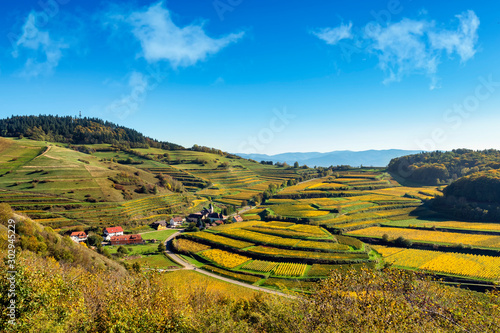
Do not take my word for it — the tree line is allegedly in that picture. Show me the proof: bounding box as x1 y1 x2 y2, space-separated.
388 149 500 185
0 115 183 149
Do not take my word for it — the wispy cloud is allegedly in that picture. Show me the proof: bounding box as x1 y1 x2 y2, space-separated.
102 1 244 118
428 10 479 62
12 12 68 78
312 22 353 45
365 19 439 87
314 11 480 89
106 71 149 119
126 1 245 67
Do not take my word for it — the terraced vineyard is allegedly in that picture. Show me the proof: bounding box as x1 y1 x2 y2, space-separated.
373 245 500 281
347 226 500 249
174 219 375 289
142 166 208 191
0 190 190 230
4 136 500 288
0 137 308 230
236 171 500 285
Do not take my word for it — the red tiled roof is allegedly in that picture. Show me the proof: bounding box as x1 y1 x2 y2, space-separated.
233 215 243 222
171 217 184 222
104 226 124 234
214 220 224 225
110 234 143 242
70 231 86 237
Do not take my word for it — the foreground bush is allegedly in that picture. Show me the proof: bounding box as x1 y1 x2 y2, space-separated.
1 250 499 333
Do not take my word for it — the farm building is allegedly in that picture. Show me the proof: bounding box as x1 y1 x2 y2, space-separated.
151 220 168 230
170 216 185 227
187 205 217 223
103 226 124 241
187 213 204 223
208 212 225 222
110 234 144 245
232 215 243 223
70 231 87 242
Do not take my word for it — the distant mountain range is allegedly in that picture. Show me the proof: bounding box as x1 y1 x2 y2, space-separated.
236 149 423 168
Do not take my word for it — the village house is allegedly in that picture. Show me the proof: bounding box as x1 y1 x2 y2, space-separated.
214 220 224 226
110 234 144 246
232 215 243 223
70 231 87 243
187 204 220 224
169 216 185 227
103 226 124 241
186 212 204 223
208 212 225 222
151 220 168 230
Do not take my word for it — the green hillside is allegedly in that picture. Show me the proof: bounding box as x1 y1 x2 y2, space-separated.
0 134 314 231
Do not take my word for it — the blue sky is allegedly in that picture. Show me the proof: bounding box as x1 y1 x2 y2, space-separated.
1 0 500 154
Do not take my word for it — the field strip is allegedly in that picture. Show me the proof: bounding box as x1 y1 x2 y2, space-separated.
22 165 80 168
164 232 296 298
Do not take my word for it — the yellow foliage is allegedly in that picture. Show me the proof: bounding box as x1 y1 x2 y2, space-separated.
348 227 500 249
374 245 500 280
200 249 250 268
175 238 210 253
272 263 307 277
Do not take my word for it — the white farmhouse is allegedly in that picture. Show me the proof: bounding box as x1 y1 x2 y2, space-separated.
103 226 124 241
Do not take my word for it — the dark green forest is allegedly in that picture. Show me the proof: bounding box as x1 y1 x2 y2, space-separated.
429 170 500 222
0 115 183 149
444 170 500 203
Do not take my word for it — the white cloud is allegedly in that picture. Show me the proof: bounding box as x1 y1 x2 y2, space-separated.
428 10 479 62
127 1 244 67
313 22 353 45
12 12 67 78
314 11 480 89
212 77 225 85
364 18 439 87
106 71 150 119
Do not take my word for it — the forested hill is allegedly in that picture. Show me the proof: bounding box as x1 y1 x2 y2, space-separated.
0 115 183 149
443 170 500 203
430 170 500 222
387 149 500 185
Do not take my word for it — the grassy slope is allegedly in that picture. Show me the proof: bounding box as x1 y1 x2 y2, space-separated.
0 138 198 230
0 137 309 230
0 137 167 202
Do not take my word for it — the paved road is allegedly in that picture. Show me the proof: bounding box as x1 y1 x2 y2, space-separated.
164 231 295 298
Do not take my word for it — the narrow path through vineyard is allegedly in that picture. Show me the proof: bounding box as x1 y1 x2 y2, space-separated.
164 231 296 298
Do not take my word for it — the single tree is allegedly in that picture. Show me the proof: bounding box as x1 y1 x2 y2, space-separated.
157 242 166 252
117 245 129 255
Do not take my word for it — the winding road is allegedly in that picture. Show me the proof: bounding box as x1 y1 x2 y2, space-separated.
164 231 295 298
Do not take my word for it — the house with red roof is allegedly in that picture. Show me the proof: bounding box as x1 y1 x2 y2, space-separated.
70 231 87 243
169 216 185 227
110 234 144 245
232 215 243 223
103 226 124 241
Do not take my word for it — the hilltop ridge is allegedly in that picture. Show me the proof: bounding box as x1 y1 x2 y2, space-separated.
237 149 422 168
0 115 183 150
